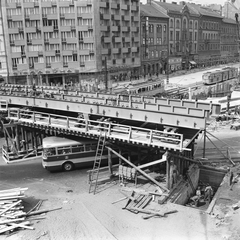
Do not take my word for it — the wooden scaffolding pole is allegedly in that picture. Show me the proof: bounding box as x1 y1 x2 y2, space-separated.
106 146 169 193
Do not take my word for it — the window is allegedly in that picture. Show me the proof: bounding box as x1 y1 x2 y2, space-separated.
189 20 193 29
170 19 173 28
176 20 180 29
170 31 173 41
0 62 2 69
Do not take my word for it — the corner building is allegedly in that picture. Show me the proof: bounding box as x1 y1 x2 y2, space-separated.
1 0 140 89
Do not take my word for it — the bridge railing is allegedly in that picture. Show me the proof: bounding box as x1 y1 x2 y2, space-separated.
8 108 185 151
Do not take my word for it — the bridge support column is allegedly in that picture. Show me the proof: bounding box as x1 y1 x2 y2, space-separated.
62 75 66 87
26 75 30 85
108 149 113 177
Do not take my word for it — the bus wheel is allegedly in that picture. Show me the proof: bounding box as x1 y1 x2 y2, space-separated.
63 162 74 171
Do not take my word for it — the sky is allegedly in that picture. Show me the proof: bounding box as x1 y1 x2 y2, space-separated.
140 0 228 6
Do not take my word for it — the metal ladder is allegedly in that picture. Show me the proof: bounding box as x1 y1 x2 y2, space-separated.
89 131 106 194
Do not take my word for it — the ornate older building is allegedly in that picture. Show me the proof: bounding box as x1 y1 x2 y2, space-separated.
152 1 199 72
140 2 169 76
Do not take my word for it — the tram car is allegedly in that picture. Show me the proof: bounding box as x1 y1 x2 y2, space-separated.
202 67 238 85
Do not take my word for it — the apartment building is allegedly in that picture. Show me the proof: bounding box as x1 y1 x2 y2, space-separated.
1 0 140 89
0 9 8 82
220 18 239 63
189 3 223 67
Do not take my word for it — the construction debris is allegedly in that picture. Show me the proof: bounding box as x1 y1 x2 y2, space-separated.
0 188 62 235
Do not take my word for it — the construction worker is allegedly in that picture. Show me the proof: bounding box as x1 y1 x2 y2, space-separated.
190 186 202 207
204 184 213 202
170 160 178 188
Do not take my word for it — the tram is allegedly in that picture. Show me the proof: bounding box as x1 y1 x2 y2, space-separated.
202 67 238 85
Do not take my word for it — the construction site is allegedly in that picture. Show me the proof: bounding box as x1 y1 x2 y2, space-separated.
0 83 239 240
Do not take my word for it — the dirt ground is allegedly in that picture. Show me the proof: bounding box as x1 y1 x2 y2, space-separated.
1 121 240 240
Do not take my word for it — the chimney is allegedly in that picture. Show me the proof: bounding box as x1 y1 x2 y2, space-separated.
172 1 177 4
179 1 186 5
147 0 152 4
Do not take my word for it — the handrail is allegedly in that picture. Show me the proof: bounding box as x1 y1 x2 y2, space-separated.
7 108 189 151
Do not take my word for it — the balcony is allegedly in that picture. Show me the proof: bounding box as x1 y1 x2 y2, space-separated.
42 14 47 19
122 4 128 10
60 13 65 19
18 27 24 33
63 62 68 67
38 51 43 56
44 39 49 44
89 49 94 54
46 63 51 68
80 62 85 67
111 3 118 9
79 38 84 43
131 5 137 11
62 38 66 43
27 39 32 45
12 15 22 21
55 50 60 55
101 25 110 31
122 26 129 32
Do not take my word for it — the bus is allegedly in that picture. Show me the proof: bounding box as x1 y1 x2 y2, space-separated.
42 136 114 172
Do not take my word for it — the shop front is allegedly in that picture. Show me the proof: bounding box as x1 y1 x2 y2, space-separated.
168 57 182 73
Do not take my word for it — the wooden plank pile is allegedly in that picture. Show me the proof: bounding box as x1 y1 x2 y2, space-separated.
116 187 177 220
0 188 62 235
0 187 33 234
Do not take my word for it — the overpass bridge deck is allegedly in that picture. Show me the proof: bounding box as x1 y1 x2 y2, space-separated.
8 108 194 152
0 90 220 129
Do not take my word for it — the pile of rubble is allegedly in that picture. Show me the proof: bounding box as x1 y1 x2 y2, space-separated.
0 188 61 235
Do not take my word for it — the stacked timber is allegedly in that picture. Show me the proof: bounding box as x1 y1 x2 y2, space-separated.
0 187 62 235
0 187 33 234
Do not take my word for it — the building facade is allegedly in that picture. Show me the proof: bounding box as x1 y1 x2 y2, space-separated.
221 18 239 63
99 0 140 84
1 0 140 89
0 9 8 82
189 4 223 67
152 1 199 71
140 3 169 76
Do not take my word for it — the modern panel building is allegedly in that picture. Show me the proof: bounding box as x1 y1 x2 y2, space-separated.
0 9 8 82
0 0 140 90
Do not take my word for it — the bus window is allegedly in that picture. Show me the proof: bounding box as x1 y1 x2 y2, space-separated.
85 144 92 151
72 145 84 153
44 148 56 156
57 147 71 155
91 144 97 151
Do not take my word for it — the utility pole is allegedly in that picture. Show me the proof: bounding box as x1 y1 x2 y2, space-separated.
166 46 169 84
104 56 108 92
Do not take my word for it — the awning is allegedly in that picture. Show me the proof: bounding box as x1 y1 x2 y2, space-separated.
189 61 197 65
